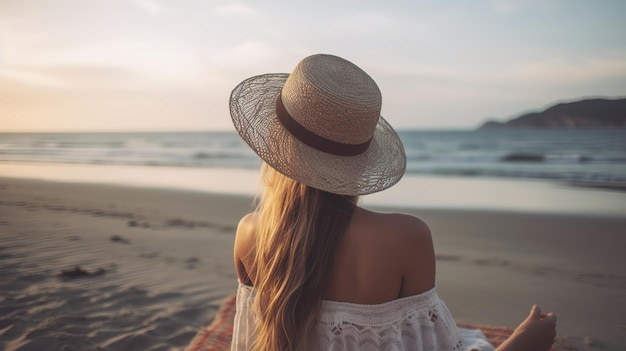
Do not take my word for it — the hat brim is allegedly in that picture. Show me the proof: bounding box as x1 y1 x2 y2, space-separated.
230 73 406 195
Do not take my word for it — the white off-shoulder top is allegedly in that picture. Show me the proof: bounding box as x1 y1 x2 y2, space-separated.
231 282 494 351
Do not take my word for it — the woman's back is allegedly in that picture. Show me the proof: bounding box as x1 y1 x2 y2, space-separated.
235 207 435 305
233 207 476 351
324 207 435 304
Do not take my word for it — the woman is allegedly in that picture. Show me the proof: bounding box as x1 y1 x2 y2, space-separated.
229 54 556 351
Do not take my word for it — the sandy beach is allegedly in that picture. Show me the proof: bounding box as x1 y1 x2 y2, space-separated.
1 176 625 351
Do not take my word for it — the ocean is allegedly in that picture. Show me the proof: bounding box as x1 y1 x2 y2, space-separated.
1 129 625 187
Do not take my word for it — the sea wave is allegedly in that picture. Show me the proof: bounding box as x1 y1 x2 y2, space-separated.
1 130 625 186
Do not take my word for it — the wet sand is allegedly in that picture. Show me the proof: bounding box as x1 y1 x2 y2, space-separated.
0 177 624 350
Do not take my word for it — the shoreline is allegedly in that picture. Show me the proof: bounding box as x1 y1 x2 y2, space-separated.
1 162 625 217
1 177 625 350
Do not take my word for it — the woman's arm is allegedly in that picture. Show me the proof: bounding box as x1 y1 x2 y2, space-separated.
394 212 557 351
496 305 557 351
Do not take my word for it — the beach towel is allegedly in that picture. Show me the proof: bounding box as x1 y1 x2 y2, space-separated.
185 294 579 351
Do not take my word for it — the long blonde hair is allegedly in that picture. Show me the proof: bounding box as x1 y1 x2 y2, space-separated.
251 163 357 351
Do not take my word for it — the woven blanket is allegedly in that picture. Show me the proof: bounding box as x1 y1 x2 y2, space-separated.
185 294 578 351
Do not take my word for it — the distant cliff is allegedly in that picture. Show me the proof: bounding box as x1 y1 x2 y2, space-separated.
479 98 626 129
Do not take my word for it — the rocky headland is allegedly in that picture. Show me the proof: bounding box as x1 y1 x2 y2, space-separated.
479 98 626 129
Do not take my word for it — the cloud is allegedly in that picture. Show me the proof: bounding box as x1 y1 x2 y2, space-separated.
0 68 70 89
134 0 163 15
14 39 201 80
215 3 259 18
207 41 308 72
371 54 626 88
334 12 398 32
211 41 276 66
487 0 556 13
503 58 626 83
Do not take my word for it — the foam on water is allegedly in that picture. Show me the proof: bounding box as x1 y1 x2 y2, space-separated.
1 130 625 186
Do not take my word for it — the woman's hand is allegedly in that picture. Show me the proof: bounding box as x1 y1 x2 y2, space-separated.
496 305 557 351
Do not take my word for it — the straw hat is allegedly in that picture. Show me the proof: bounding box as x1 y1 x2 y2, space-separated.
229 54 406 195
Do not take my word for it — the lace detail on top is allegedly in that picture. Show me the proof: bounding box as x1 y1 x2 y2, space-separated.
231 282 494 351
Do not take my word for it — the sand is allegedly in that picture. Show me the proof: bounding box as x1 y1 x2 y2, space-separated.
1 177 625 351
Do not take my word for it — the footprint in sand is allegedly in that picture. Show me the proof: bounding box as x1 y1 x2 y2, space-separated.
110 235 131 244
139 252 160 259
576 272 626 289
185 257 200 269
435 254 462 262
473 258 510 267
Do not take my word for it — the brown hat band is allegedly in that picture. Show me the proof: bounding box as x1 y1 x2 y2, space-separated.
275 95 372 156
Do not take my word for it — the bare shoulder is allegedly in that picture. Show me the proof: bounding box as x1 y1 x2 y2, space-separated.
357 208 432 247
237 212 258 235
393 213 435 296
235 212 257 254
355 208 435 296
386 212 430 237
234 212 258 285
392 213 433 258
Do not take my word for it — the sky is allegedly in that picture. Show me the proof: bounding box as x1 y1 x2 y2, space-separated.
1 0 625 132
